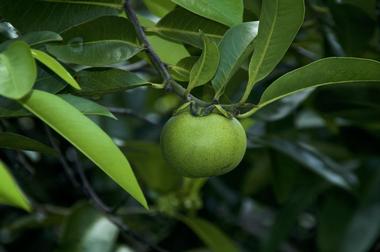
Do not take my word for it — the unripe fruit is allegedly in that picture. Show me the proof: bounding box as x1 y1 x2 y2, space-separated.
160 112 247 178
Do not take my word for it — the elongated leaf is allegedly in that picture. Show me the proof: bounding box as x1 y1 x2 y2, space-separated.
0 132 56 155
138 14 190 65
0 31 63 51
259 137 357 190
169 56 198 82
212 21 259 97
243 0 305 102
0 0 122 33
261 180 327 252
172 0 243 27
124 141 182 193
149 7 228 48
180 216 239 252
47 16 142 66
0 161 31 212
21 31 63 46
31 49 80 90
143 0 175 17
58 94 116 119
340 166 380 252
0 94 115 119
258 58 380 109
188 35 219 91
0 41 37 100
57 203 118 252
74 69 149 96
19 90 148 208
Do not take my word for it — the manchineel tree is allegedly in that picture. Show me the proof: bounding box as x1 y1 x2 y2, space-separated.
0 0 379 251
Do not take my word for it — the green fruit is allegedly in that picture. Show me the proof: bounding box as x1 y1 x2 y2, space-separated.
160 111 247 178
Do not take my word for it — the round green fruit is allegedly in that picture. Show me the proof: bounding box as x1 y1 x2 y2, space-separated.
160 111 247 178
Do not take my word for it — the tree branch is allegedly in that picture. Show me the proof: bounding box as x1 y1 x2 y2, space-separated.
123 0 209 107
72 150 168 252
45 126 81 188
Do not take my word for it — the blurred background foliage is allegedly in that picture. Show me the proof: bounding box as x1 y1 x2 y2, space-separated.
0 0 380 251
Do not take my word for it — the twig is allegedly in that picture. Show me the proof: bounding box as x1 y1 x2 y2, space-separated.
108 107 159 126
72 150 168 252
123 0 209 107
44 126 80 188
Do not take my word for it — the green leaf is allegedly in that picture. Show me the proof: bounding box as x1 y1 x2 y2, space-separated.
188 35 219 92
339 166 380 252
180 216 239 252
149 7 228 48
57 203 118 252
0 0 122 33
143 0 175 17
0 94 115 119
0 161 32 212
317 194 356 252
21 31 63 46
212 21 259 98
258 58 380 110
138 14 190 65
243 0 305 102
46 16 142 66
260 137 357 190
0 31 63 51
0 132 56 155
261 179 327 252
31 49 80 90
58 94 116 119
171 0 243 27
0 41 37 100
169 56 198 82
124 141 182 193
19 89 148 208
74 69 150 96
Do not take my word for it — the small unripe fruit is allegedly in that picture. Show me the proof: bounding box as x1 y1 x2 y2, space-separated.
160 112 247 178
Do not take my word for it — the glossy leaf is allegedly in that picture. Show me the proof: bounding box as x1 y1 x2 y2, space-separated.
21 31 63 46
188 35 219 91
0 132 56 155
74 69 150 96
243 0 305 102
0 94 115 119
180 216 239 252
0 0 122 33
0 161 32 212
31 49 80 90
19 90 148 208
169 56 198 82
172 0 243 27
47 16 142 66
340 166 380 252
261 180 327 252
124 141 182 193
0 41 37 100
259 137 357 190
57 203 118 252
150 7 228 48
143 0 175 17
212 21 259 98
138 15 190 65
258 58 380 109
58 94 116 119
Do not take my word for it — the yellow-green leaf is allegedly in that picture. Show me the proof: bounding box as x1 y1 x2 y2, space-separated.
0 41 37 100
31 49 80 90
19 90 148 209
0 161 32 212
188 35 219 92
